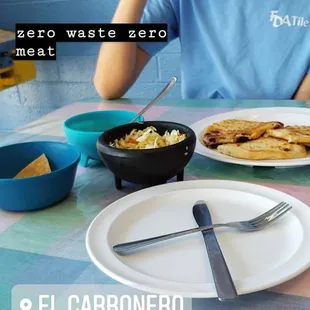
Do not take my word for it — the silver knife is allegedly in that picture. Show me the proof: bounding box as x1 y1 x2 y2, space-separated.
193 200 238 301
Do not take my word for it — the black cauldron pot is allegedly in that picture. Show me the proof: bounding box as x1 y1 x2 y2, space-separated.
96 121 196 189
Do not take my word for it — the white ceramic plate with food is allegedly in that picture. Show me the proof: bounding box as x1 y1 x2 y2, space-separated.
190 107 310 167
86 180 310 298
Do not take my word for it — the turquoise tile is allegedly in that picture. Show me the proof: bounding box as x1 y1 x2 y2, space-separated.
0 248 90 285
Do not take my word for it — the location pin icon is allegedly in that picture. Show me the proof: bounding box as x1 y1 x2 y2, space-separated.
20 298 32 310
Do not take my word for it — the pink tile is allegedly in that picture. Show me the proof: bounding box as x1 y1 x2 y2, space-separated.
0 210 24 232
269 268 310 297
45 102 99 118
255 182 310 206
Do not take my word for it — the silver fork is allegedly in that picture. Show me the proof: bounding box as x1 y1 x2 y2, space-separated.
113 202 292 255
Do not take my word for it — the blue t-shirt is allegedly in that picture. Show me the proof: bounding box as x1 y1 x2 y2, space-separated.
138 0 310 99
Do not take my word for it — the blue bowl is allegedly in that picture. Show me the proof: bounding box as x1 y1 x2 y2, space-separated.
0 141 80 212
63 110 144 167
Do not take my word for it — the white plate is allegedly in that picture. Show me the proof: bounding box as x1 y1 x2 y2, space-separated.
86 180 310 298
190 107 310 167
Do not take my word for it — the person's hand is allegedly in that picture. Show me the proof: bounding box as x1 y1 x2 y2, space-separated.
94 0 150 99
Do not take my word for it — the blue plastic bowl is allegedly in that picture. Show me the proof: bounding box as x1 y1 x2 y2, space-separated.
63 110 144 167
0 141 80 212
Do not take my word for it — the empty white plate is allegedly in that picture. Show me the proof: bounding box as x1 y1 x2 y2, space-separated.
86 180 310 298
190 107 310 168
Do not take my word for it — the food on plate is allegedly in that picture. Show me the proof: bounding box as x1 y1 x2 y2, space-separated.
14 154 51 179
201 118 310 161
264 126 310 144
110 126 187 149
203 119 283 147
217 137 307 160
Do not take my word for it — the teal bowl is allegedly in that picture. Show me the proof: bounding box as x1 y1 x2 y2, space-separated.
0 141 80 212
63 110 144 167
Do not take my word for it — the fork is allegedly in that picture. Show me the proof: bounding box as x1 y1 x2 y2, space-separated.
113 201 292 255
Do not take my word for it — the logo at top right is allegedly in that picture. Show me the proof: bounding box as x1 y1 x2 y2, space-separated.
270 10 309 28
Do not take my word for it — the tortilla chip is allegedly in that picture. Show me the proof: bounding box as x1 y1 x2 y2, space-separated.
14 154 51 179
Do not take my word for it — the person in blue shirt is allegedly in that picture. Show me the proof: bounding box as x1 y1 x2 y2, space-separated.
94 0 310 100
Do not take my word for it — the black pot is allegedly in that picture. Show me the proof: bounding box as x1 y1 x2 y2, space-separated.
96 121 196 189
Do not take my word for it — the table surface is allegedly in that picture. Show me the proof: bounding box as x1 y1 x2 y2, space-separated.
1 98 310 310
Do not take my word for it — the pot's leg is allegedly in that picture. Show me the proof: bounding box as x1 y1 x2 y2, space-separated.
177 170 184 181
79 154 89 167
114 176 122 189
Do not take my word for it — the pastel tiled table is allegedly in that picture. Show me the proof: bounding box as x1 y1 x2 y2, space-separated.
1 98 310 310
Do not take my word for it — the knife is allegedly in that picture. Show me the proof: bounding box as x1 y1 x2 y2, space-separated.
193 200 238 301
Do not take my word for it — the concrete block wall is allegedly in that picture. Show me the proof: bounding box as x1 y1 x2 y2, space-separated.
0 0 181 130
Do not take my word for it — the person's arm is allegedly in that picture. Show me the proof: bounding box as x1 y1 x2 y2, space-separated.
293 73 310 100
93 0 150 100
94 0 178 100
